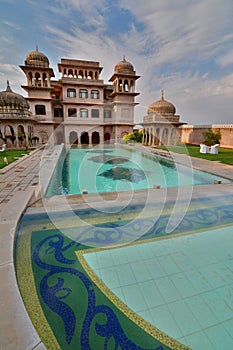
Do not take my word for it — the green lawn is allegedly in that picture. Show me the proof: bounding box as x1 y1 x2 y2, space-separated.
0 150 30 169
160 144 233 165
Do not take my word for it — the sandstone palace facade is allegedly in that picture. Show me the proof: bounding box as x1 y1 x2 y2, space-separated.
18 48 140 146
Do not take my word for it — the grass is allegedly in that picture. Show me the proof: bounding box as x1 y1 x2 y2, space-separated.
159 144 233 165
0 149 30 169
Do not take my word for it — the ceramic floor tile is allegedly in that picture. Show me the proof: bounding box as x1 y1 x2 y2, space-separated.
170 272 197 298
184 268 212 293
185 330 216 350
200 263 227 289
202 289 233 322
95 250 114 268
171 252 195 271
167 300 201 336
185 295 216 329
150 304 183 339
110 287 126 304
84 252 99 269
99 267 120 289
111 247 129 265
157 255 180 275
145 259 166 279
137 309 154 325
130 261 152 282
155 276 181 303
222 318 233 339
122 284 147 312
115 263 136 286
138 280 164 308
204 324 233 350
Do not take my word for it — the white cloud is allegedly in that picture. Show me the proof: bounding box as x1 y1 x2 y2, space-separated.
2 20 21 31
1 0 233 126
119 0 233 63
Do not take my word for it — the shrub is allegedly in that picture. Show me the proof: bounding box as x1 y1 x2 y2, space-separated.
203 129 221 146
123 130 142 143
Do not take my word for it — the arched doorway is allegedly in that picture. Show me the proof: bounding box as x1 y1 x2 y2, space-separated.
4 125 15 145
69 131 78 145
80 132 89 144
104 133 110 144
91 131 100 144
17 125 26 145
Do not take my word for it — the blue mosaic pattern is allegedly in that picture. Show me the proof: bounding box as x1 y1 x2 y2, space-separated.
32 233 165 349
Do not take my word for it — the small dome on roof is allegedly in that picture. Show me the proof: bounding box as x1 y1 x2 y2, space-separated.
114 56 134 74
148 91 176 115
25 46 49 67
0 81 29 109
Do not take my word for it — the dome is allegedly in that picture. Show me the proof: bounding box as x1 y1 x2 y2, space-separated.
114 56 134 74
0 81 30 109
25 46 49 67
148 91 176 115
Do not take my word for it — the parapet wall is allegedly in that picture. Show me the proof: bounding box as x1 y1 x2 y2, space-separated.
180 124 233 149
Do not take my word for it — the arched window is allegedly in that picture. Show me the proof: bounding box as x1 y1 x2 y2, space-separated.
68 69 73 77
35 72 41 86
92 131 100 144
78 70 83 79
67 88 76 98
119 79 123 92
88 71 93 79
42 73 47 87
35 105 46 115
79 89 88 98
124 80 129 92
80 109 88 118
80 132 89 144
91 90 99 99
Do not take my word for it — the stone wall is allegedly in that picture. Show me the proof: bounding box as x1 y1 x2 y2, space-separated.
180 124 233 149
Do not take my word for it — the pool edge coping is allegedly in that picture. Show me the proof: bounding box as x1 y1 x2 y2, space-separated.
0 186 47 350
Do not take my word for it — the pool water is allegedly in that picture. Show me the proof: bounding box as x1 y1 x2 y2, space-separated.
46 146 229 196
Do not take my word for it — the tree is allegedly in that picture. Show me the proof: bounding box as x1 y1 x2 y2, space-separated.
203 129 221 146
123 130 142 143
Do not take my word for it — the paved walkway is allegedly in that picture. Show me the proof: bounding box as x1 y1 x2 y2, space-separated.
0 148 44 212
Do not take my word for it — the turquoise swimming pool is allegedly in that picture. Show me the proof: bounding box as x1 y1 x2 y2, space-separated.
46 146 229 196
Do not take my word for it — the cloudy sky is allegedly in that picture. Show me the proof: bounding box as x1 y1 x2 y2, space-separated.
1 0 233 124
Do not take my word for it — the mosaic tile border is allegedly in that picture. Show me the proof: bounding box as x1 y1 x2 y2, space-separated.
15 227 61 350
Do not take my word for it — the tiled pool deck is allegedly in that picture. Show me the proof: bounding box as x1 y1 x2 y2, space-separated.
1 144 233 350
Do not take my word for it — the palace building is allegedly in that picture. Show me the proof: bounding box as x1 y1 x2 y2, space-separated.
13 47 139 146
